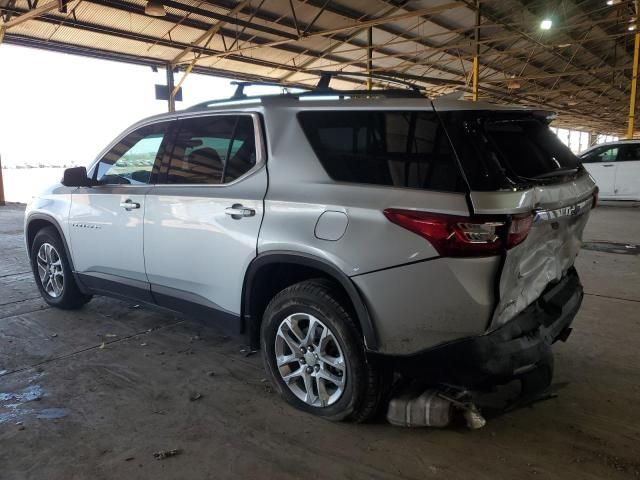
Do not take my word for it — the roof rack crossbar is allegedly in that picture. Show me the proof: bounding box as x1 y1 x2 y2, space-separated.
310 70 423 92
230 80 304 99
185 69 456 110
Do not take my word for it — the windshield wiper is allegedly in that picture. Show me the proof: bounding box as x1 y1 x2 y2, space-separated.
532 167 579 179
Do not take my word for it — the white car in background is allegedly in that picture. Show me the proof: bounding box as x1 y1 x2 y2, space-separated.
579 141 640 200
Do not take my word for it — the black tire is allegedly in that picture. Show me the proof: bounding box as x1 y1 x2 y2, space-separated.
30 226 92 309
261 279 387 422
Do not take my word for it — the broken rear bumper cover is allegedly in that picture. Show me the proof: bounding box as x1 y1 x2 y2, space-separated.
390 268 583 386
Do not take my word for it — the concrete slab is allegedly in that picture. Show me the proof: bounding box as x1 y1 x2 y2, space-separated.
1 204 639 479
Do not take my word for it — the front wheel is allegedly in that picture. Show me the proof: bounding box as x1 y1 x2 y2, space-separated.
30 226 92 309
261 279 387 422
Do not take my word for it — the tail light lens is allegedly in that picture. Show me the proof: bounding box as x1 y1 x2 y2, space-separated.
383 209 533 258
507 213 533 248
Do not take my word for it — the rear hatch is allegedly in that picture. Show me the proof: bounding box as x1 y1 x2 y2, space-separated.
437 108 596 329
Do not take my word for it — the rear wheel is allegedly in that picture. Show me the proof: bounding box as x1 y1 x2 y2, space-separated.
261 279 387 422
30 227 92 309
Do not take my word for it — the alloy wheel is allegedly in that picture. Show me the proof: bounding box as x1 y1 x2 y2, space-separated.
274 313 346 407
36 242 64 298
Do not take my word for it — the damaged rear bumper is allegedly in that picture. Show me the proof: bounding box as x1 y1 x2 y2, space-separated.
390 268 583 386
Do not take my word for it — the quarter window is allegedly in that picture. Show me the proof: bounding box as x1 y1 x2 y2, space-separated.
298 111 465 192
95 122 168 185
166 115 257 185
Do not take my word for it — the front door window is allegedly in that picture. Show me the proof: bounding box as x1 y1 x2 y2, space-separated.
94 122 170 185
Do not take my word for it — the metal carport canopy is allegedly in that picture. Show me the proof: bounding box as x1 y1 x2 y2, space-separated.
1 0 639 135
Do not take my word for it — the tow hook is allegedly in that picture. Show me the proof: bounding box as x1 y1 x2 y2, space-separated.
387 386 486 430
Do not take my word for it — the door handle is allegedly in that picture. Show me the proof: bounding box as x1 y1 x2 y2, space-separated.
225 204 255 219
602 164 615 167
120 199 141 210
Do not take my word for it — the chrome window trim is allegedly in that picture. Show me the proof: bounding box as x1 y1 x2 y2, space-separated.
153 112 266 189
87 111 266 189
87 117 176 182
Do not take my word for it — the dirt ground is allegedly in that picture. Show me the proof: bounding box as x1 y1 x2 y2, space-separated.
1 202 639 480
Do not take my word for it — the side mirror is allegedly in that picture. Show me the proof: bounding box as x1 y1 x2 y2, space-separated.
62 166 92 187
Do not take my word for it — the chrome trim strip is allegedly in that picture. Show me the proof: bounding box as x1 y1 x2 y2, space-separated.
533 197 592 223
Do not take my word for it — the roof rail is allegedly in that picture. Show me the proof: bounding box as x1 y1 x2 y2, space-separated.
187 88 425 110
185 69 445 110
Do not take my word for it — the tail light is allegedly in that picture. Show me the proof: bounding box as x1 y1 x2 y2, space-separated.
507 213 533 248
383 209 533 258
592 188 599 209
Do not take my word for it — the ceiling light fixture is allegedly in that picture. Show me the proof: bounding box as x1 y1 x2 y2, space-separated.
540 19 553 30
145 0 166 17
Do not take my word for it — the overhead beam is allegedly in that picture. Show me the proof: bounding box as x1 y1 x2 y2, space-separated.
184 2 465 65
2 33 313 87
0 0 75 42
0 4 373 79
2 0 65 28
170 0 251 65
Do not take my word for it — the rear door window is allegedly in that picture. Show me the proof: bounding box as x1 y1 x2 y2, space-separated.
298 111 466 192
164 115 257 185
616 144 640 162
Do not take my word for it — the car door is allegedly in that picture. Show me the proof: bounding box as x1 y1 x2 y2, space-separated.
614 144 640 200
144 113 267 332
580 145 618 198
68 120 173 301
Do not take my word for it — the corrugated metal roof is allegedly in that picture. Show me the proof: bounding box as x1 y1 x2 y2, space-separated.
1 0 638 133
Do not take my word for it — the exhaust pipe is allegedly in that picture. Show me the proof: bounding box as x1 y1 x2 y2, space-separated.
387 388 486 429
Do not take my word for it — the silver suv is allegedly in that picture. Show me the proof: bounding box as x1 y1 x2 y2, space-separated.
25 85 596 422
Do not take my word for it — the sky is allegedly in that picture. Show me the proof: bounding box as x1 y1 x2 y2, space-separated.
0 44 271 167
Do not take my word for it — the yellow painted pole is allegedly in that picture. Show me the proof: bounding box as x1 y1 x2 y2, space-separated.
472 56 479 101
627 31 640 139
472 0 480 101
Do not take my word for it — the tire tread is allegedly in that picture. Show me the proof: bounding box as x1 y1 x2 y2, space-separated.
263 278 386 423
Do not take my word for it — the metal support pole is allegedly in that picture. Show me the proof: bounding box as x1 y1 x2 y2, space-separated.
472 0 480 101
627 31 640 139
367 27 373 91
167 65 176 113
0 154 5 206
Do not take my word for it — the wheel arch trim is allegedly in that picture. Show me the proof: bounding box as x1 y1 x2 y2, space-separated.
26 213 93 295
242 250 378 351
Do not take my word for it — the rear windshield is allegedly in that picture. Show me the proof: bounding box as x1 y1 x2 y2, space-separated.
298 110 466 192
439 111 581 191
